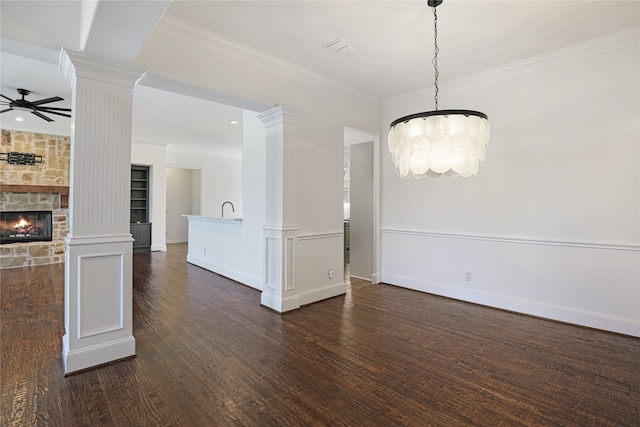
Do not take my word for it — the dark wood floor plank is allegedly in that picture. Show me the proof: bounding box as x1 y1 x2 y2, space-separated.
2 243 639 426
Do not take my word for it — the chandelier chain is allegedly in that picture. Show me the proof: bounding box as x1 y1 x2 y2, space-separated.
432 5 439 111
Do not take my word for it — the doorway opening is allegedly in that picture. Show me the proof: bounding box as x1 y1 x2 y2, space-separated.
166 167 201 244
344 127 379 284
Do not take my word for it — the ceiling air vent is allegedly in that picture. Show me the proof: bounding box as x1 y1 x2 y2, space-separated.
323 38 354 55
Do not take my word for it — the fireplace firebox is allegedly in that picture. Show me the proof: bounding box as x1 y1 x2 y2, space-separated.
0 211 53 244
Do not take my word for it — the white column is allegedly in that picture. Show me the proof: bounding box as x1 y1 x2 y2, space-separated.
258 106 303 312
58 49 145 375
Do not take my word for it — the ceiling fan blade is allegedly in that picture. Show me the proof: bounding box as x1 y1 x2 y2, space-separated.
39 110 71 118
31 96 64 106
31 110 54 122
1 93 15 102
1 108 14 114
36 106 72 112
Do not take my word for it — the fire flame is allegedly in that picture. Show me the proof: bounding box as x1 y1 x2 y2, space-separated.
12 218 33 233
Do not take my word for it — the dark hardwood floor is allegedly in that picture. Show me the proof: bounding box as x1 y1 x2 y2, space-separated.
2 243 639 426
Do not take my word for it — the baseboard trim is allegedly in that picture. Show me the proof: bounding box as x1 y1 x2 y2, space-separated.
349 274 372 282
62 335 136 375
298 282 346 307
382 273 640 338
260 291 300 313
187 254 262 291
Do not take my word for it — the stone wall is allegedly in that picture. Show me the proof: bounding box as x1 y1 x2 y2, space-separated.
1 129 70 268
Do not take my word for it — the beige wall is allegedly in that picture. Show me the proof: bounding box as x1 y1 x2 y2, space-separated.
0 129 70 268
1 129 70 186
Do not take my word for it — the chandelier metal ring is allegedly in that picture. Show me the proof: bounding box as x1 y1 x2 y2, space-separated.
390 110 488 128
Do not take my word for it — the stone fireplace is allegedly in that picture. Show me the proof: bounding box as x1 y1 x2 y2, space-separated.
0 129 70 268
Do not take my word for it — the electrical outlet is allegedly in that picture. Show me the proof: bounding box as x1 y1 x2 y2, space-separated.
204 249 207 255
399 216 404 224
465 272 472 281
328 269 333 279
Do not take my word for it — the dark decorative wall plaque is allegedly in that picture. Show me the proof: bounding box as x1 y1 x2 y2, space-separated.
0 151 43 165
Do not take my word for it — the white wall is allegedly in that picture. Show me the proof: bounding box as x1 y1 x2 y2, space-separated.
131 142 167 251
136 20 381 305
191 169 201 215
380 29 640 336
186 110 266 289
166 146 242 218
166 167 193 243
133 138 238 251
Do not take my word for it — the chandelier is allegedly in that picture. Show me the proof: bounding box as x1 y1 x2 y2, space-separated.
388 0 490 179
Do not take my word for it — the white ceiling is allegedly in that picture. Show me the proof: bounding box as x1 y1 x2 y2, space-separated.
1 1 638 153
0 45 246 157
163 0 640 99
0 51 73 137
132 85 244 158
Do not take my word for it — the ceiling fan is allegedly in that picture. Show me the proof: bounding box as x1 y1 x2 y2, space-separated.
0 88 71 122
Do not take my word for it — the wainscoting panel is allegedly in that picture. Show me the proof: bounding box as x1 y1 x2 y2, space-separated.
265 236 280 291
78 253 124 338
381 229 640 337
296 232 346 306
285 236 295 291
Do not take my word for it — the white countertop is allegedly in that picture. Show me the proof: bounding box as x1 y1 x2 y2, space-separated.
182 215 242 224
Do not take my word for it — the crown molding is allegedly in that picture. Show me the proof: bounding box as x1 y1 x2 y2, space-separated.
59 49 147 89
383 26 640 112
258 105 304 128
156 15 377 103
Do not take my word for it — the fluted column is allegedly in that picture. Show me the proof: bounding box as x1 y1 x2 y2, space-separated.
258 106 303 312
58 49 145 375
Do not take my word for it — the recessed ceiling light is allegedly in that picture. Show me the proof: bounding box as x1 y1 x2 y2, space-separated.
229 120 238 125
15 117 24 122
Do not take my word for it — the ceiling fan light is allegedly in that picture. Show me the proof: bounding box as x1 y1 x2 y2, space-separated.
1 88 71 123
12 105 32 112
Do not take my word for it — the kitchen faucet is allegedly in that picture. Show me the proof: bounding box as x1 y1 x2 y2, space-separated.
221 201 235 218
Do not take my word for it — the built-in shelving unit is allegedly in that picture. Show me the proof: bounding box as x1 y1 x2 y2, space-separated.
130 165 151 251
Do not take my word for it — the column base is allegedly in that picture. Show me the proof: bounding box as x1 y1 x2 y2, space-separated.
62 335 135 375
260 290 300 313
62 234 134 375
